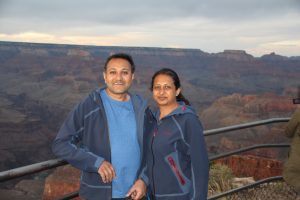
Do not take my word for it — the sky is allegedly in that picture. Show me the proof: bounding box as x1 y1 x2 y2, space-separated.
0 0 299 57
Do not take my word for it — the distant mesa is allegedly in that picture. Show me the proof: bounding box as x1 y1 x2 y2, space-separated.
214 49 254 62
260 52 289 61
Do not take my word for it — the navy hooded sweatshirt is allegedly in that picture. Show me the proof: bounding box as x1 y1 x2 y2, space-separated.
146 104 209 200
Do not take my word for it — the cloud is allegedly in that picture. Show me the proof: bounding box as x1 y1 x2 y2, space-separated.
0 32 57 43
257 40 300 56
0 0 299 56
0 31 152 47
1 0 299 28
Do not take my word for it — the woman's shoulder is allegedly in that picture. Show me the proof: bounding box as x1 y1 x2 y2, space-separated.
175 109 202 127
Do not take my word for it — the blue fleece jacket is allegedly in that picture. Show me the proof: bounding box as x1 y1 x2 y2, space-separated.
52 88 152 200
146 104 209 200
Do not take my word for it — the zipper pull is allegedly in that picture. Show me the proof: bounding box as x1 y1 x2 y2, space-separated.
153 128 158 137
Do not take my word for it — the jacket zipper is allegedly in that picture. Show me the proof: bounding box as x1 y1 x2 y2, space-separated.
150 128 157 200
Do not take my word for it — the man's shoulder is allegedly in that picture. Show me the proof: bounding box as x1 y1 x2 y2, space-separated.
75 89 100 109
130 93 147 104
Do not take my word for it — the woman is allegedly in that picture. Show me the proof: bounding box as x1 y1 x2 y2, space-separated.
146 68 209 200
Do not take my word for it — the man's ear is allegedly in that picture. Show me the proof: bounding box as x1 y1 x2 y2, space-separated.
103 72 107 84
132 73 135 81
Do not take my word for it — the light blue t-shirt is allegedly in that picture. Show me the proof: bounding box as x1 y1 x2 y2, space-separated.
100 90 140 198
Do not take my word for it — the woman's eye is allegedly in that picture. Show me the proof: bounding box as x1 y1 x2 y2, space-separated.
165 86 172 90
153 86 161 91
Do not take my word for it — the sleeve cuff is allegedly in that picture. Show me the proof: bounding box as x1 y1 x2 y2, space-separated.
139 167 149 186
94 157 105 171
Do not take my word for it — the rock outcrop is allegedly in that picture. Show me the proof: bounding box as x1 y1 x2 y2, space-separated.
202 93 296 159
215 50 255 62
214 155 284 180
43 165 81 200
0 179 45 200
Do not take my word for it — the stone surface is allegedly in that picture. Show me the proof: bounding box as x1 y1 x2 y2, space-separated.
0 179 45 200
214 155 284 180
232 177 255 188
43 165 82 200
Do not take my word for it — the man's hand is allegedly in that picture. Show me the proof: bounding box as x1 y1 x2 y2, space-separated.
126 179 146 200
98 161 116 183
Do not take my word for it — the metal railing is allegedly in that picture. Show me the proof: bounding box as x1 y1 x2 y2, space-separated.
209 143 289 161
203 117 290 136
0 117 292 199
0 159 67 182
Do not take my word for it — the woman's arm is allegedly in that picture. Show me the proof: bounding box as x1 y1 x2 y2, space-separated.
185 115 209 200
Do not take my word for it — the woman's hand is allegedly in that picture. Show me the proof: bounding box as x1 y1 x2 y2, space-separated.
126 179 146 200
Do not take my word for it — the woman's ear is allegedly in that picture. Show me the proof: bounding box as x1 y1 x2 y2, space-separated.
176 88 181 97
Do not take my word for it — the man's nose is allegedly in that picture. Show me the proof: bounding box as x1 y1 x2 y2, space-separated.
116 72 123 80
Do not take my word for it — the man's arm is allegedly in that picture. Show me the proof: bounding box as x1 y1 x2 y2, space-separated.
98 160 116 183
285 108 300 138
52 102 105 173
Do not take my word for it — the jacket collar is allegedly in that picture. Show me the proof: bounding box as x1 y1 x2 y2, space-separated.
154 102 197 121
91 87 148 111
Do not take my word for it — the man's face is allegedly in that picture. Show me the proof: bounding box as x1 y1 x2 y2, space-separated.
103 58 134 98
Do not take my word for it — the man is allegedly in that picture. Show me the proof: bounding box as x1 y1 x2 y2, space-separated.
52 53 151 200
283 105 300 199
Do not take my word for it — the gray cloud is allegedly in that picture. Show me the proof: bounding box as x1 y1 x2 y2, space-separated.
0 0 299 56
1 0 299 27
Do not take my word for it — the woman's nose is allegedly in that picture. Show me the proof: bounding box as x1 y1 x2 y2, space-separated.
159 88 165 94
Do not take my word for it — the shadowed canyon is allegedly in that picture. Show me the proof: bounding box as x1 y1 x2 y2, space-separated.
0 41 300 198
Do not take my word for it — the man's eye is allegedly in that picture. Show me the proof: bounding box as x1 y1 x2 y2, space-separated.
109 71 116 75
122 71 129 75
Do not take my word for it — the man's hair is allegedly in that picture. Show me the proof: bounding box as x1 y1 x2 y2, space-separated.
104 53 135 73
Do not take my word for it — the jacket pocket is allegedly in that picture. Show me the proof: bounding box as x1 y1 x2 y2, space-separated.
164 151 191 194
81 171 109 188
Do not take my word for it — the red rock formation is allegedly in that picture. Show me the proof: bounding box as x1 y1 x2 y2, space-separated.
214 155 284 180
202 93 295 159
43 165 82 200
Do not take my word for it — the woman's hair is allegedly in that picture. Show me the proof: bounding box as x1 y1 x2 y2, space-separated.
150 68 190 106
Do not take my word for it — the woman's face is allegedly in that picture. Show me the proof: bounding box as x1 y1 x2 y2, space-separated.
152 74 180 107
